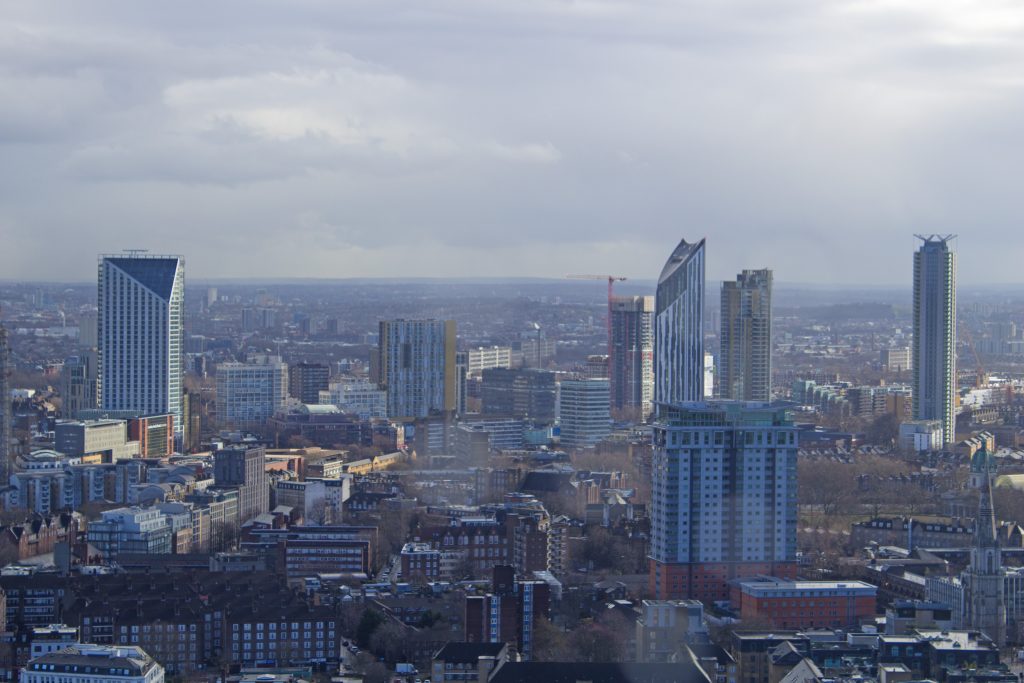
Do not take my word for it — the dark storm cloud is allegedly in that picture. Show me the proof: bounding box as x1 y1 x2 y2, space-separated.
2 0 1024 283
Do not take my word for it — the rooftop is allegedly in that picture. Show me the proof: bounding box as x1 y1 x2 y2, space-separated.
434 642 507 663
27 644 158 677
490 661 711 683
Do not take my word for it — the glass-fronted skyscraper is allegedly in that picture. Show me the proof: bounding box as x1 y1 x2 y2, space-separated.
98 255 184 441
655 239 705 406
912 236 956 444
719 269 773 402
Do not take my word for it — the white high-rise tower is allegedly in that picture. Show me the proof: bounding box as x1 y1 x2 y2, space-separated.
98 254 185 441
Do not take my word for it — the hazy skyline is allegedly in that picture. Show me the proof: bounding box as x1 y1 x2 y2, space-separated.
2 1 1023 285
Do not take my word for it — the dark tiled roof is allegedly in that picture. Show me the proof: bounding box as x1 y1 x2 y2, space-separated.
519 471 571 492
687 643 734 665
490 661 712 683
434 642 506 663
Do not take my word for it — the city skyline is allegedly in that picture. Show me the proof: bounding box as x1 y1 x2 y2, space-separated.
4 0 1024 676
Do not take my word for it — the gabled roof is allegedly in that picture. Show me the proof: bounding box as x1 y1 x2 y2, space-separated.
770 641 805 664
779 658 824 683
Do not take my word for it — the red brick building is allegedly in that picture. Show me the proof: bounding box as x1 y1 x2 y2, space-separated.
650 561 799 603
465 566 551 661
416 519 510 576
0 514 81 562
732 578 876 630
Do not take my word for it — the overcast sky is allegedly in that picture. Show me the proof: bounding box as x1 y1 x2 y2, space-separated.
1 1 1022 285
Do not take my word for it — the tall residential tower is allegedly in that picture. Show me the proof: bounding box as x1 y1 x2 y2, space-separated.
609 295 655 420
719 269 773 402
655 239 705 406
912 236 956 444
650 402 798 601
98 254 185 441
378 319 457 419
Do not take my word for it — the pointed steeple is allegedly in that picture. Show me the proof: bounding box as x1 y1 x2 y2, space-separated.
977 468 998 551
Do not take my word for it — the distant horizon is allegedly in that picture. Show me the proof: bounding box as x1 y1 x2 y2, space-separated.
3 274 1024 293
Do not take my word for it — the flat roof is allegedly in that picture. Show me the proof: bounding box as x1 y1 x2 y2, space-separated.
738 580 876 596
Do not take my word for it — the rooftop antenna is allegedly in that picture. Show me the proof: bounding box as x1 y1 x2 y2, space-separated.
913 234 957 244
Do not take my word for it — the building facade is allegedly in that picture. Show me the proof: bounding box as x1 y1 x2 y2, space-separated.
650 402 798 601
655 239 705 406
54 420 139 462
289 362 330 404
557 379 610 449
378 319 457 419
214 447 269 523
97 255 184 441
609 295 655 420
215 356 289 431
22 645 164 683
320 379 387 419
719 269 772 402
733 579 876 630
481 369 557 421
86 507 173 559
467 347 513 377
61 352 98 419
912 235 956 444
882 347 912 372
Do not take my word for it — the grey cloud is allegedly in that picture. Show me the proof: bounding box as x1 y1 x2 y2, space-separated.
2 0 1024 283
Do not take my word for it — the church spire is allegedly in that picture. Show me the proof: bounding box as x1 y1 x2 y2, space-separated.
976 444 998 551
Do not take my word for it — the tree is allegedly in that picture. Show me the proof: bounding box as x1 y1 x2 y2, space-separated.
531 617 571 662
865 413 900 446
583 527 637 573
361 663 389 683
993 486 1024 526
378 509 418 559
567 620 623 663
368 619 408 663
798 459 856 516
355 608 385 648
306 498 331 525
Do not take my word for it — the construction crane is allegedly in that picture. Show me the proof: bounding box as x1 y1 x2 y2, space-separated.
566 274 628 363
959 322 987 389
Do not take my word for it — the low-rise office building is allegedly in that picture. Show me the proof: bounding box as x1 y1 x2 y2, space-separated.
733 579 876 630
22 645 164 683
86 507 173 559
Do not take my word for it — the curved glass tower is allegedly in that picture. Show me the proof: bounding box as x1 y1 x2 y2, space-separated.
654 238 705 407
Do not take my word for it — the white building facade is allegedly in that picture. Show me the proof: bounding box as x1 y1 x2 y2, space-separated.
216 355 289 430
557 379 611 448
98 255 184 441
